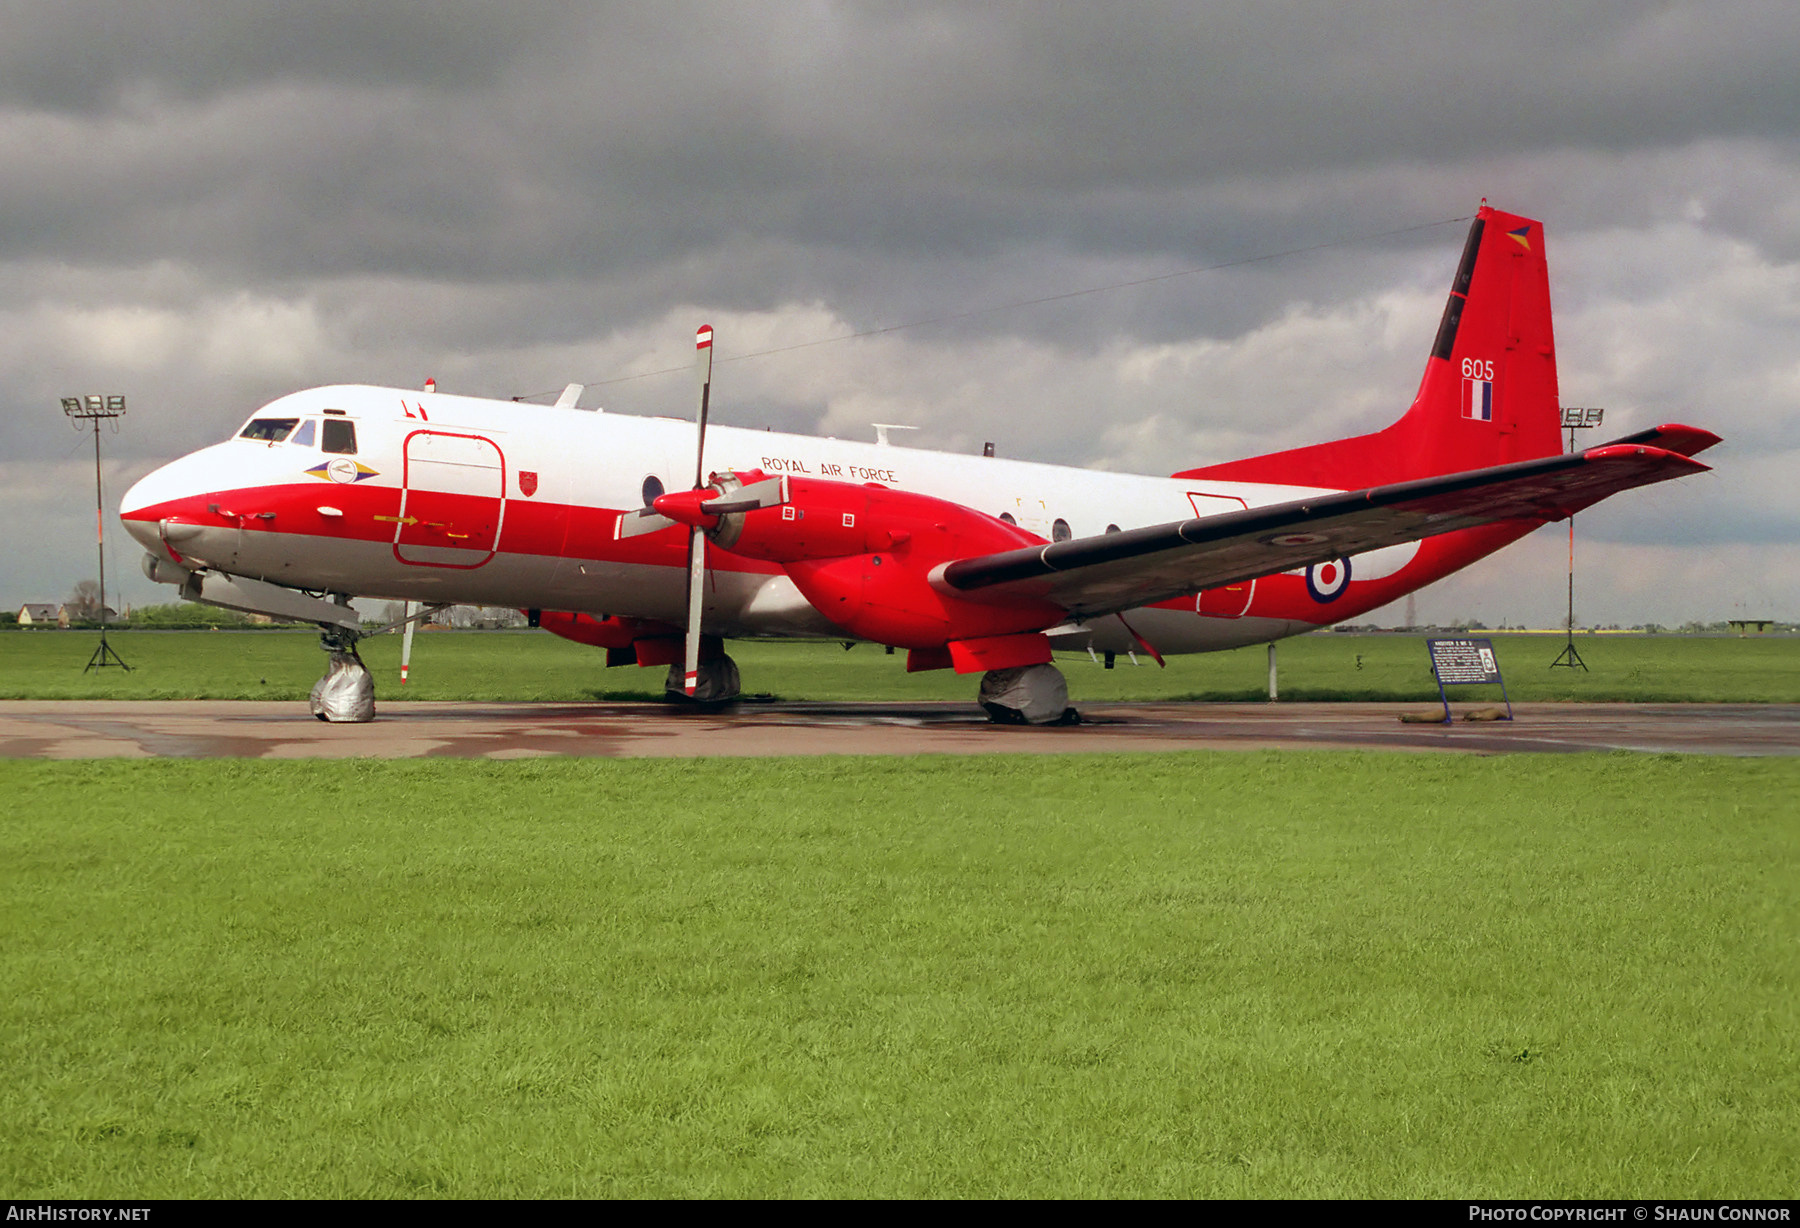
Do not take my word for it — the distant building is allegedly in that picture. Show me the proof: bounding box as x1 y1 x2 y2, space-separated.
48 604 116 624
17 604 63 627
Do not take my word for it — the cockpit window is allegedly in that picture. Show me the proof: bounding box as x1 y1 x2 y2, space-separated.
321 419 357 454
239 417 299 442
292 420 316 447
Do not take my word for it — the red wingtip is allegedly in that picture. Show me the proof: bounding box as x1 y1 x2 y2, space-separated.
1645 424 1723 457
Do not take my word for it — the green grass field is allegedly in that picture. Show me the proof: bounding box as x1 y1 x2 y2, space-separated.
3 754 1796 1198
3 628 1797 703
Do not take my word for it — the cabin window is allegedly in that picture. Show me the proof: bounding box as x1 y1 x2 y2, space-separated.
239 417 298 442
1052 518 1072 542
1105 523 1120 534
642 475 665 505
291 420 316 447
998 512 1017 525
321 419 357 454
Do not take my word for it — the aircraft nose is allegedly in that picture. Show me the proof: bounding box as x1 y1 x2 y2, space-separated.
120 450 220 557
120 469 168 552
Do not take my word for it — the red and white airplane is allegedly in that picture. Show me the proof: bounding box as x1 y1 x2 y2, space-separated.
121 204 1718 721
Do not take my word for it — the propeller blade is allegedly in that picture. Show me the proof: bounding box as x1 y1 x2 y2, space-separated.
614 507 678 539
683 526 705 695
693 324 713 489
700 473 788 515
683 323 714 697
399 600 418 682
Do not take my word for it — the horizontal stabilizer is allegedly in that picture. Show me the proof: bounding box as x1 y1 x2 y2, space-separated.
1597 423 1721 458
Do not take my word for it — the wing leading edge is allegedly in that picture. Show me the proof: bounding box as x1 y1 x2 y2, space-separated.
935 438 1714 618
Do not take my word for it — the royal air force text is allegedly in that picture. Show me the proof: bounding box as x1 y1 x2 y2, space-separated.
760 457 898 484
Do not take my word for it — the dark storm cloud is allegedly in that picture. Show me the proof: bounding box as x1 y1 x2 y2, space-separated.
0 1 578 111
6 2 1800 294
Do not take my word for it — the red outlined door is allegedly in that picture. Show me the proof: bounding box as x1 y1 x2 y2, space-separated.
1188 491 1254 618
395 430 506 568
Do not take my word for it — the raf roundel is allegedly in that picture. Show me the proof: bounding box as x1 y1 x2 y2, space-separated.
1305 557 1352 603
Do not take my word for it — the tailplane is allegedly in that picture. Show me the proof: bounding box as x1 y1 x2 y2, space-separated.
1176 203 1565 488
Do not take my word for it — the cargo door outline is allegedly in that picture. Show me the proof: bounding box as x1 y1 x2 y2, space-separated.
395 430 507 569
1188 491 1254 618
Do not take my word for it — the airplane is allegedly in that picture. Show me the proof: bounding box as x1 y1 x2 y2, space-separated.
119 204 1719 722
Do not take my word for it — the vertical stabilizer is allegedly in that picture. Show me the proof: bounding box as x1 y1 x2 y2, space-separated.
1175 204 1564 488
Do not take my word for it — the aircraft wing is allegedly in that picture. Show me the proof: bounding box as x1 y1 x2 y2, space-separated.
936 442 1712 618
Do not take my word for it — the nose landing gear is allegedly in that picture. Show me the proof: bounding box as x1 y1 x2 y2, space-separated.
311 624 375 722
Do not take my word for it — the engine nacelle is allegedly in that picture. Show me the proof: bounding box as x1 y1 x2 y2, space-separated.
697 473 1030 564
694 472 1067 650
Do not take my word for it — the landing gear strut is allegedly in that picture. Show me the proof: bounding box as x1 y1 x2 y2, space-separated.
310 624 375 722
979 663 1079 725
664 653 741 703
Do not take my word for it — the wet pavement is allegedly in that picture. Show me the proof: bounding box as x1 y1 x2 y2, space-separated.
1 700 1795 759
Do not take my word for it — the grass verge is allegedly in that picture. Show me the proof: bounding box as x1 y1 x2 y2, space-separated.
3 753 1795 1197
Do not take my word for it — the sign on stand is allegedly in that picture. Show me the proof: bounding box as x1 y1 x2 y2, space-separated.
1425 637 1514 724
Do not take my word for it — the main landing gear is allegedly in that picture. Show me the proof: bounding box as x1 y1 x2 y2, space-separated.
663 654 742 703
979 663 1080 726
310 624 376 722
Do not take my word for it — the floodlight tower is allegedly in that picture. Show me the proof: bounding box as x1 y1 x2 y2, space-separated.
1552 406 1605 670
60 394 131 672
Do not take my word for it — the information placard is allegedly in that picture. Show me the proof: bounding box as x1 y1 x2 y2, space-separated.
1424 637 1513 723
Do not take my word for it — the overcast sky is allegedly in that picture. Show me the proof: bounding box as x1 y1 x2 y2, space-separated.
4 1 1796 627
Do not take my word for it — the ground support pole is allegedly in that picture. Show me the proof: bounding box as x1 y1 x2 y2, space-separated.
1551 467 1588 671
80 412 129 672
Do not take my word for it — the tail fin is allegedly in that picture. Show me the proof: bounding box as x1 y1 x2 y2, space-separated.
1174 203 1564 488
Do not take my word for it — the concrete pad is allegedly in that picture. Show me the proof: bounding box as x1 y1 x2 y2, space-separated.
0 699 1795 759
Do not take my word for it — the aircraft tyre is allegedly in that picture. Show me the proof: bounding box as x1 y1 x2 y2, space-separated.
310 648 375 723
979 663 1079 726
663 654 741 703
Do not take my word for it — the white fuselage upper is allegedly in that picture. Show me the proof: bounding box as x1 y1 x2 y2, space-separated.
123 384 1410 654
